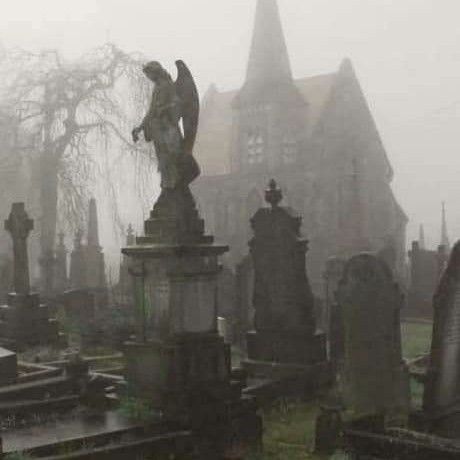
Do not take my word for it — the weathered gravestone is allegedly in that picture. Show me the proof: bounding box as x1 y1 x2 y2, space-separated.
0 203 61 349
336 253 410 426
85 198 107 290
54 231 68 293
122 60 261 457
423 241 460 437
324 257 346 370
244 180 329 393
69 229 86 290
407 241 447 320
0 347 17 386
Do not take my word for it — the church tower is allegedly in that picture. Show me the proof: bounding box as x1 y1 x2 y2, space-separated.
231 0 308 174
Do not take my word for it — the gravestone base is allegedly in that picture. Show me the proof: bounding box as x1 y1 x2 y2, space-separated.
121 189 263 456
246 329 327 364
243 329 332 398
124 332 232 413
0 347 17 386
0 293 62 350
422 408 460 439
123 332 262 456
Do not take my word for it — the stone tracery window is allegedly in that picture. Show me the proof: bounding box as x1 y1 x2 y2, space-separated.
282 134 297 164
247 132 265 165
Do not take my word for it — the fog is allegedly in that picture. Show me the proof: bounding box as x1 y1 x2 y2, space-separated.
2 0 460 250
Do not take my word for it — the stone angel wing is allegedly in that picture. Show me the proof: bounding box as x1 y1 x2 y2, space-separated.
175 60 199 156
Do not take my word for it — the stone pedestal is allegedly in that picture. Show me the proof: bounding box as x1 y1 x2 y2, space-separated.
0 347 17 386
242 181 331 397
247 329 327 365
1 204 63 350
0 293 60 349
122 186 261 455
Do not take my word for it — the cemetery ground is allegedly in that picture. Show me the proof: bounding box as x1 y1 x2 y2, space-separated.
250 320 433 460
0 318 433 459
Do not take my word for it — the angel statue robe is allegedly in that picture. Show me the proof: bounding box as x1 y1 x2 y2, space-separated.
139 61 200 190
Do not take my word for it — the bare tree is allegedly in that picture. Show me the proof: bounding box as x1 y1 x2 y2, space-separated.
0 43 150 293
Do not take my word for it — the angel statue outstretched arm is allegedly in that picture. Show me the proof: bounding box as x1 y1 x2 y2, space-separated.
132 60 200 190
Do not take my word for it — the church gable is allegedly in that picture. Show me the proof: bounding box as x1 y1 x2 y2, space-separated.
194 74 337 177
312 59 393 183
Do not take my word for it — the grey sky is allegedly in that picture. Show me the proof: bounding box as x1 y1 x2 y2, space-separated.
2 0 460 249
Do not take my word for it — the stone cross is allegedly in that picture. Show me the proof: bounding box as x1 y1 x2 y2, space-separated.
5 203 34 295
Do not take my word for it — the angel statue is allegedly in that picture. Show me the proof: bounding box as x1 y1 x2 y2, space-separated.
132 60 200 190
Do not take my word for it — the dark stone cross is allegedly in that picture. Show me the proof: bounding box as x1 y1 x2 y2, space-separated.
5 203 34 295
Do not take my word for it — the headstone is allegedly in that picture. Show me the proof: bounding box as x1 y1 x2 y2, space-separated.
243 180 329 394
0 203 61 349
5 203 33 295
407 241 447 319
323 257 346 368
54 232 68 293
336 253 410 426
69 229 86 290
85 198 106 290
122 60 261 457
235 255 254 348
0 347 17 386
117 224 135 305
423 241 460 437
122 185 261 452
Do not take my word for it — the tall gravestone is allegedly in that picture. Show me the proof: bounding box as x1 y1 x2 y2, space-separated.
85 198 106 290
336 254 409 426
122 60 261 456
244 180 329 390
69 229 86 290
423 241 460 438
54 232 68 293
0 203 60 349
407 241 447 319
117 224 135 304
323 257 346 370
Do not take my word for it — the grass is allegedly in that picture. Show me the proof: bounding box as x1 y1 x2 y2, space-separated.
401 321 432 360
257 400 323 459
253 321 433 459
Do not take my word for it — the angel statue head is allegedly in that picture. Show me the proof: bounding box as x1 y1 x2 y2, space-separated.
142 61 172 84
132 60 200 190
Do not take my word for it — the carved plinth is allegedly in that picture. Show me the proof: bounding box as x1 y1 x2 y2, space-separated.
139 187 212 246
124 333 233 414
0 293 61 349
246 329 327 365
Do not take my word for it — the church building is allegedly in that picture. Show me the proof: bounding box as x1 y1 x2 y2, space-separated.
192 0 407 293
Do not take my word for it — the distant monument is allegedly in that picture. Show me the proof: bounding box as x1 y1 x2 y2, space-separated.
336 254 410 426
323 257 346 370
123 60 261 457
0 203 61 349
407 241 448 320
68 199 106 291
244 180 329 394
69 229 86 290
54 232 68 293
85 198 106 290
424 241 460 438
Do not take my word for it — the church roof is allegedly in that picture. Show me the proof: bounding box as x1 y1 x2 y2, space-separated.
195 72 337 177
245 0 293 85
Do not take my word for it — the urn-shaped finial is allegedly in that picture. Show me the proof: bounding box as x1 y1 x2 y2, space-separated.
265 179 283 208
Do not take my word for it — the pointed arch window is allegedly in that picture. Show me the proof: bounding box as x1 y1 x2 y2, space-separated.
282 134 298 164
247 131 265 165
